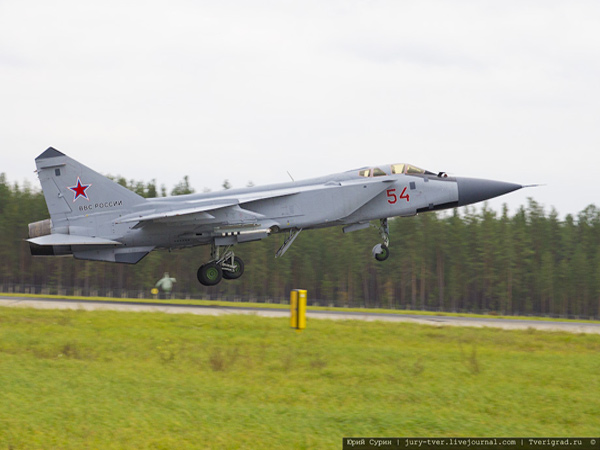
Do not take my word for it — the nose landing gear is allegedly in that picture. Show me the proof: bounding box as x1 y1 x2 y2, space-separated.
371 218 390 262
372 243 389 261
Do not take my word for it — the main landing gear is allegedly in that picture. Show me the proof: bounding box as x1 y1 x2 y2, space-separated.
371 218 390 262
197 244 245 286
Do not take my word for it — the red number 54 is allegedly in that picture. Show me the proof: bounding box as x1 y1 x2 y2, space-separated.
387 187 410 204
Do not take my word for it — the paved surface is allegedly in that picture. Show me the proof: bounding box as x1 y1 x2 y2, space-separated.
1 296 599 334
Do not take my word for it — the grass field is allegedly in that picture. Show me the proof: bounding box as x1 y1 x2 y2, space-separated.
0 307 599 449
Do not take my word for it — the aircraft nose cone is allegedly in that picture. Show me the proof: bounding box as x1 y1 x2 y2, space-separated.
456 177 522 207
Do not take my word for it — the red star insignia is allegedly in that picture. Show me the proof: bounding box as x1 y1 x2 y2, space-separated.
68 177 91 201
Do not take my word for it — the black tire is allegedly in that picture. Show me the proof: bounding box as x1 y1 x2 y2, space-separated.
197 263 223 286
375 244 390 262
223 256 245 280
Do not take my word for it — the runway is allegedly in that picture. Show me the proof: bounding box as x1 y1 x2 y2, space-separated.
1 296 599 334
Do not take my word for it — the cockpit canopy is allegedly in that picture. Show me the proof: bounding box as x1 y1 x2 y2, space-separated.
358 164 434 178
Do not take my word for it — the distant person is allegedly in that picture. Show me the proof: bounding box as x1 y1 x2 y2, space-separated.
155 273 176 299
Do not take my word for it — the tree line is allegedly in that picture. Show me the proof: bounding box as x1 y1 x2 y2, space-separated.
1 173 599 318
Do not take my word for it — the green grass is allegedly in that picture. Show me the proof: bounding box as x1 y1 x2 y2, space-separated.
2 292 598 323
0 307 599 449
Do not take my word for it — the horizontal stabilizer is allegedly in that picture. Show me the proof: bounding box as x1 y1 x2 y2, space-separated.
27 234 122 246
73 246 154 264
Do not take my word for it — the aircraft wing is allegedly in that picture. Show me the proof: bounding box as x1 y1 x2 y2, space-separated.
115 190 301 225
116 200 239 224
115 177 393 227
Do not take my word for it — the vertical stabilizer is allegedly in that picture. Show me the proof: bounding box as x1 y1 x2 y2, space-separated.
35 147 146 223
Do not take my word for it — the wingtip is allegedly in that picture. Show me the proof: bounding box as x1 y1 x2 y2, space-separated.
35 147 65 161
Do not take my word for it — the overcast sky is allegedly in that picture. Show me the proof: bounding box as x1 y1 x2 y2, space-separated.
2 1 599 218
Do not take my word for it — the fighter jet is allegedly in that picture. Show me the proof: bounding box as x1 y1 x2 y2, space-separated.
28 147 524 286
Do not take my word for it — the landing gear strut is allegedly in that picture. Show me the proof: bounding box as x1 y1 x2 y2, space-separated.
371 218 390 262
197 243 245 286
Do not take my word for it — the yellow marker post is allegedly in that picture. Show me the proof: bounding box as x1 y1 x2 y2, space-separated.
290 289 307 332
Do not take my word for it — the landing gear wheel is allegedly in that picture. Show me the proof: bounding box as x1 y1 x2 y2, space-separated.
197 263 223 286
223 256 245 280
372 244 390 262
